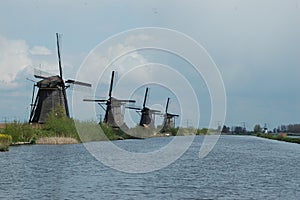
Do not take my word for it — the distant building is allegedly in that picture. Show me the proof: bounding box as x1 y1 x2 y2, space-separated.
263 123 268 134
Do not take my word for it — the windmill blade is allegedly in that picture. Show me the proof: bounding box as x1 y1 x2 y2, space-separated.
142 87 149 108
149 109 161 113
29 89 40 123
34 74 48 79
56 33 63 78
55 33 70 116
83 99 107 102
65 79 92 87
126 106 141 110
167 113 179 117
29 84 37 119
114 99 136 103
96 103 106 112
108 71 115 98
30 84 36 106
62 86 70 117
165 97 170 113
34 68 55 79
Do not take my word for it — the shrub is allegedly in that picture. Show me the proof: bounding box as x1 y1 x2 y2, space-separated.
42 105 80 141
0 134 12 151
3 121 37 143
196 128 208 135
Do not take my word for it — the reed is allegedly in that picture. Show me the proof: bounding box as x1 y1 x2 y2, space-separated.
36 137 78 145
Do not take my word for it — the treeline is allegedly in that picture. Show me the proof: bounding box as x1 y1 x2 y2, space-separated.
276 124 300 133
221 123 300 134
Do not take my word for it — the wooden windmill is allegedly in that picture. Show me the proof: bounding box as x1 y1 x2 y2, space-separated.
126 87 160 128
29 33 91 123
83 71 135 129
161 97 179 132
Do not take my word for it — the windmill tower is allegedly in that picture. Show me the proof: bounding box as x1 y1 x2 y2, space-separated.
161 97 179 133
29 33 91 123
83 71 135 129
126 87 160 128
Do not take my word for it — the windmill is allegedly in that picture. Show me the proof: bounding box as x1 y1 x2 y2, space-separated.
29 33 91 123
161 97 179 132
83 71 135 129
126 87 160 128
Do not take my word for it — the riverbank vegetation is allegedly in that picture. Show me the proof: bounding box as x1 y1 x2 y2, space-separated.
257 133 300 144
2 106 80 145
2 105 299 149
0 134 12 151
1 106 144 147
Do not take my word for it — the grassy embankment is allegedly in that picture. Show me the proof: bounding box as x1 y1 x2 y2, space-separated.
0 106 136 148
257 133 300 144
0 106 214 150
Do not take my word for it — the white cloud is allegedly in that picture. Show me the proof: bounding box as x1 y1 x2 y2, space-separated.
77 33 151 88
0 35 60 89
73 32 203 127
0 36 32 89
29 45 52 55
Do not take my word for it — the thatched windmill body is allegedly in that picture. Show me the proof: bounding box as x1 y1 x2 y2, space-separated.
84 71 135 129
161 98 179 132
29 33 91 123
126 87 160 128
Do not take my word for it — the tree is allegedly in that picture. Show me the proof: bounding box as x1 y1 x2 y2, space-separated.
222 125 230 133
253 124 262 133
234 126 243 134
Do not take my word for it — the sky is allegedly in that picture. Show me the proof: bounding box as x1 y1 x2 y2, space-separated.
0 0 299 130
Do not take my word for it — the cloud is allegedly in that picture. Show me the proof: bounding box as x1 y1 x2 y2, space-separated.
0 35 59 89
29 46 52 55
0 36 32 89
73 32 204 127
77 33 152 88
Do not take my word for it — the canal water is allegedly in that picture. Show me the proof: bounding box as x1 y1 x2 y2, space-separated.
0 135 299 199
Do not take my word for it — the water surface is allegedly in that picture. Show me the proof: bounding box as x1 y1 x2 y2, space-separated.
0 135 299 199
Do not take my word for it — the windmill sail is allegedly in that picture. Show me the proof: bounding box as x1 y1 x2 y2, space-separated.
55 33 69 117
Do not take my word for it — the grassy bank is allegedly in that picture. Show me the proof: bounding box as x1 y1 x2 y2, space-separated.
0 105 216 148
2 106 80 146
257 133 300 144
76 121 141 142
2 106 143 146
